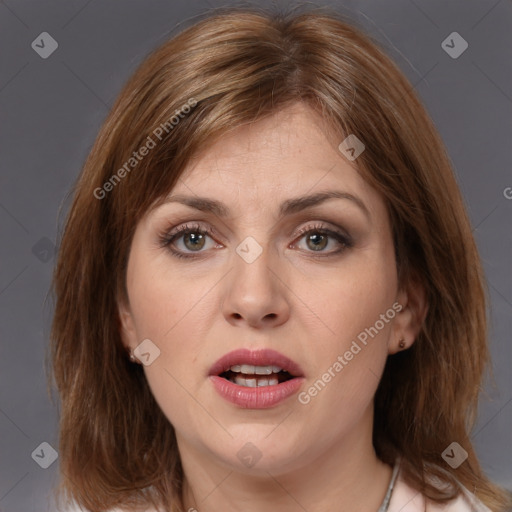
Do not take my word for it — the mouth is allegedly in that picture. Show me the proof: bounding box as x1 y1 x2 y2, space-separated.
219 365 296 387
209 348 304 386
208 348 305 408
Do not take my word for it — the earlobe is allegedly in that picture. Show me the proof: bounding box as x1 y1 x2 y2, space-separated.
390 274 429 354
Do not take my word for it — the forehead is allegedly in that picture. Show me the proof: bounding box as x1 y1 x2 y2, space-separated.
172 103 377 209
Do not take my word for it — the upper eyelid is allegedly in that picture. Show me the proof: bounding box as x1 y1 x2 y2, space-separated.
164 219 347 236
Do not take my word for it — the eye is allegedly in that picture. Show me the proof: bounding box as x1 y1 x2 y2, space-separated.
291 222 353 255
158 222 220 259
159 221 353 260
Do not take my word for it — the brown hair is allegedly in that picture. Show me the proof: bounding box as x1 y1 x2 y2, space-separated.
48 5 512 512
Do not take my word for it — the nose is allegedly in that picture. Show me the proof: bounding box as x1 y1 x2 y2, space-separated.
220 243 290 329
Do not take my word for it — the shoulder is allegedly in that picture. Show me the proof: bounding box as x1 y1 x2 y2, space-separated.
388 473 492 512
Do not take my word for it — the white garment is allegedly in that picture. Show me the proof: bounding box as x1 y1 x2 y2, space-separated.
388 470 492 511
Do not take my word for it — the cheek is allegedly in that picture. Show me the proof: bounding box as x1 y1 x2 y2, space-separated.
294 248 396 406
128 271 213 430
127 247 202 340
127 249 225 380
293 244 396 341
130 279 208 369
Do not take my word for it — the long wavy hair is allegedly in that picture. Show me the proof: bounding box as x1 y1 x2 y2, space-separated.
48 5 512 512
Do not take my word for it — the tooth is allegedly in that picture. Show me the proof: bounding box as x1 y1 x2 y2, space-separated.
233 374 282 387
272 365 282 373
230 365 241 372
254 366 273 375
240 364 255 374
234 375 254 387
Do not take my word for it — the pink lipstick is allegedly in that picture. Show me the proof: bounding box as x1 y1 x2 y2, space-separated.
209 348 305 409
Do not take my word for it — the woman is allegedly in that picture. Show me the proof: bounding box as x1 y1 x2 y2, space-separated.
49 5 512 512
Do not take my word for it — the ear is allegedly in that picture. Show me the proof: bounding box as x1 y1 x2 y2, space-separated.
389 271 429 354
117 296 138 354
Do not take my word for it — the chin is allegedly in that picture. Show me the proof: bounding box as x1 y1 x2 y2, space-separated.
209 433 306 475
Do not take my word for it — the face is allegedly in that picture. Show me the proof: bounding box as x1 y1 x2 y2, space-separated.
118 102 417 477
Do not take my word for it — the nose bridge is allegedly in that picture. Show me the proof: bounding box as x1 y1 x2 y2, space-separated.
229 202 276 266
232 234 275 291
227 198 292 296
220 232 289 326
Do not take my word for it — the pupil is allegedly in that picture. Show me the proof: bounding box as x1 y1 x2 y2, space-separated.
185 233 205 250
307 233 327 251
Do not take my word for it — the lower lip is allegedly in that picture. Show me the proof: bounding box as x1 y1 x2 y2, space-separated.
209 375 305 409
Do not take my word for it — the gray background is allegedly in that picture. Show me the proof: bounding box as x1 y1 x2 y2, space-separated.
0 0 511 511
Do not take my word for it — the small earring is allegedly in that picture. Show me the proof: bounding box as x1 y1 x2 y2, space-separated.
129 351 136 362
398 338 406 349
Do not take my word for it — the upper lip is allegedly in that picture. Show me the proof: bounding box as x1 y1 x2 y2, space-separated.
209 348 305 377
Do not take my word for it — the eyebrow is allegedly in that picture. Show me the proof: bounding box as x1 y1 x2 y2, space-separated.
158 190 371 221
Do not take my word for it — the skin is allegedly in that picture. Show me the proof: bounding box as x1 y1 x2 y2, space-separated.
118 102 427 512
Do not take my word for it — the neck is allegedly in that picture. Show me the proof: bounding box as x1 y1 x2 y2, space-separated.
179 405 393 512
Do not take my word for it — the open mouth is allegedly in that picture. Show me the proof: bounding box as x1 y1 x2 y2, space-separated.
209 348 305 408
219 365 296 387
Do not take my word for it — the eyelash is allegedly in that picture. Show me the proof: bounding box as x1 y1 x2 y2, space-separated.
158 222 353 260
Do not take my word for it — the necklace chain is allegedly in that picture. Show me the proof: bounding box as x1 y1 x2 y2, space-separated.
376 457 401 512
